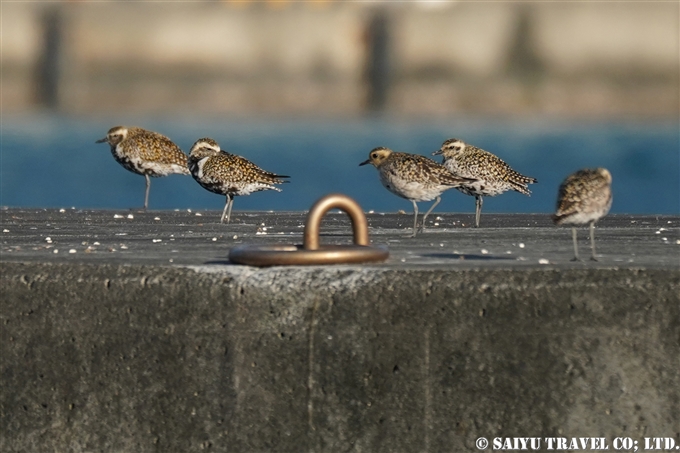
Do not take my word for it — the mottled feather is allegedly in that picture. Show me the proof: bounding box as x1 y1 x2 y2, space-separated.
360 146 475 236
553 168 612 225
432 138 538 227
188 137 289 223
98 126 189 177
122 128 189 171
195 151 289 196
381 152 473 190
552 168 612 261
95 125 190 209
433 138 536 197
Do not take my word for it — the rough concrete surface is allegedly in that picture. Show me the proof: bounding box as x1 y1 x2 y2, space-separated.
1 209 679 452
1 208 678 268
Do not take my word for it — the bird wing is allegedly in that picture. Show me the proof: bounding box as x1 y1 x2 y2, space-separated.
388 153 473 186
460 147 536 188
207 153 289 186
132 130 188 167
555 170 610 218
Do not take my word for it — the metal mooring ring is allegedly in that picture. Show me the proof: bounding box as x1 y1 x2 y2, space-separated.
228 193 389 266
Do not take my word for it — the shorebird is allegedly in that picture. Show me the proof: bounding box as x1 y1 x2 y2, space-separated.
552 168 613 261
96 126 189 210
188 138 289 224
360 146 476 237
433 138 537 227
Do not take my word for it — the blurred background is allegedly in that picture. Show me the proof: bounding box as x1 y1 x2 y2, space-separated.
2 0 679 215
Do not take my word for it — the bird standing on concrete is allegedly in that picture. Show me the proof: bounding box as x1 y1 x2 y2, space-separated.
433 138 537 227
360 146 476 237
96 126 190 210
552 168 612 261
188 138 289 224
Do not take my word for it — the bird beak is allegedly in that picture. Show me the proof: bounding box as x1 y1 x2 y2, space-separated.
432 149 442 156
359 159 371 166
95 137 108 144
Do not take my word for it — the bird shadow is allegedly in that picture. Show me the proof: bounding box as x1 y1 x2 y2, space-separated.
419 253 514 261
203 258 240 266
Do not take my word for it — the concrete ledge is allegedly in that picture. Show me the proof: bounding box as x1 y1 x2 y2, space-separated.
2 261 679 452
1 210 679 451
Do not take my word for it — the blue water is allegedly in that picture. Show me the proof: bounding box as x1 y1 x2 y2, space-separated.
1 114 678 215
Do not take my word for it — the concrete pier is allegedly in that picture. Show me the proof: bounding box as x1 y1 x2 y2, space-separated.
1 209 679 452
2 2 678 116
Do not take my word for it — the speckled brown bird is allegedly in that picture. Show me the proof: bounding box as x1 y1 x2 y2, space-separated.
552 168 612 261
96 126 190 209
433 138 537 227
360 146 476 237
188 138 289 224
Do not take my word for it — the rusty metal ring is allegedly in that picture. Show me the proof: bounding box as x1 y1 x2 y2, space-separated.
229 194 389 266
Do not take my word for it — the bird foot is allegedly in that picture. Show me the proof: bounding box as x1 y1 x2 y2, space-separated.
570 257 582 262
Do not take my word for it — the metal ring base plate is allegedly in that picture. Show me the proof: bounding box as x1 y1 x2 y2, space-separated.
229 244 389 266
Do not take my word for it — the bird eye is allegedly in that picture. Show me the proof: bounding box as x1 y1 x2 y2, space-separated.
371 153 378 159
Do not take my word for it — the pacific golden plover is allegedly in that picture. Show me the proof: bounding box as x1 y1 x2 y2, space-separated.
188 138 289 224
96 126 189 210
433 138 537 228
553 168 613 261
360 146 476 237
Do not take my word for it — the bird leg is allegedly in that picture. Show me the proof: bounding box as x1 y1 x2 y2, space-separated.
410 200 419 237
475 195 483 228
221 194 234 224
570 227 581 261
226 194 235 224
420 196 441 234
144 174 151 210
589 221 598 261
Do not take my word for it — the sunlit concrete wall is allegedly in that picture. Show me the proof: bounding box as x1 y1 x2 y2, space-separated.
1 2 44 110
59 3 368 114
1 1 678 116
389 2 679 116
